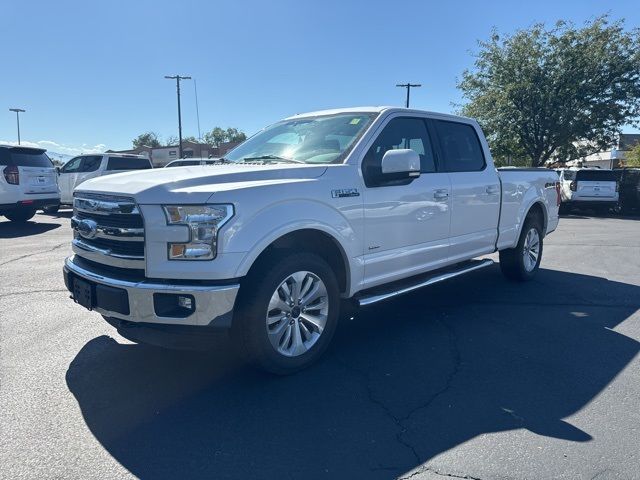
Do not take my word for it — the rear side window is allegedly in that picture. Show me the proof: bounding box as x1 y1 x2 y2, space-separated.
562 170 576 181
107 157 152 170
434 120 485 172
576 170 617 181
6 148 53 167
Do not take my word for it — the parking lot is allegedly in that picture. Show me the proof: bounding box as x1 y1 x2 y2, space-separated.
1 211 639 479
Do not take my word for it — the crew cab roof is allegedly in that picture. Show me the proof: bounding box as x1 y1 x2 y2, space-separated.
285 106 474 123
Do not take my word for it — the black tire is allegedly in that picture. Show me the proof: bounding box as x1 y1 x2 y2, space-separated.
43 205 59 214
5 208 37 223
233 252 340 375
558 203 568 215
499 215 544 282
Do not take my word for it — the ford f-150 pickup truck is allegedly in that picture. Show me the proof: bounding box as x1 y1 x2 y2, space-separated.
63 107 560 374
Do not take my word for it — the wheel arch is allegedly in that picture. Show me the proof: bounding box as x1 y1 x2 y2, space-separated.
236 227 351 296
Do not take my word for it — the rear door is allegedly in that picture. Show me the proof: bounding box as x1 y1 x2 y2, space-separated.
432 119 501 262
9 148 58 195
574 170 618 200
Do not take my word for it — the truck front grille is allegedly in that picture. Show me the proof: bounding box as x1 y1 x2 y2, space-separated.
71 193 145 270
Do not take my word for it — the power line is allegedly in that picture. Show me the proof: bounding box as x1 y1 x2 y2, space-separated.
193 79 202 142
9 108 26 145
396 83 422 108
164 75 192 158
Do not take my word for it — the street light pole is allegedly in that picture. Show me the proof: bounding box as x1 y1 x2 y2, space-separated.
9 108 26 145
395 83 422 108
164 75 192 158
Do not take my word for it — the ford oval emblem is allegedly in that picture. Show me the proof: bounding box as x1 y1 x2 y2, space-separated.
77 219 98 239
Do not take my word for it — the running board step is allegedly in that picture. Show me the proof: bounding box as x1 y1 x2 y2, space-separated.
356 259 494 307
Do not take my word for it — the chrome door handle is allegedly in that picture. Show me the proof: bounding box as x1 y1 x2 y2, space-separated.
486 185 500 195
433 189 449 200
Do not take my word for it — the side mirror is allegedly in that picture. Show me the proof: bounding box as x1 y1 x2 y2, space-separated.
55 166 61 174
381 149 421 179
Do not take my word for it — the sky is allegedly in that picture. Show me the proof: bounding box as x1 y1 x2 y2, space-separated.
1 0 639 159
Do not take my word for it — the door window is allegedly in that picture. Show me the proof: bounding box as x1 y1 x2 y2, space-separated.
80 156 102 172
434 120 485 172
362 117 436 187
61 157 83 173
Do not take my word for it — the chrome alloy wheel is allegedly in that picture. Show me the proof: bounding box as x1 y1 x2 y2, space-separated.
266 271 329 357
522 227 540 272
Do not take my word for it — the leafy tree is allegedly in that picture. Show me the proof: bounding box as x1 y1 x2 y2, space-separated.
132 132 162 148
224 128 247 144
203 127 247 147
203 127 227 147
625 143 640 167
458 16 640 167
165 135 178 146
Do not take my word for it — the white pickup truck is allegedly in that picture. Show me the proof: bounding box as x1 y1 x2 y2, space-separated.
63 107 560 374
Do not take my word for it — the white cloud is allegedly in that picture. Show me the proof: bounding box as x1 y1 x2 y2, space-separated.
0 139 108 156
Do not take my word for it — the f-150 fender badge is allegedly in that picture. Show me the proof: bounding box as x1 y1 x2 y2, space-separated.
331 188 360 198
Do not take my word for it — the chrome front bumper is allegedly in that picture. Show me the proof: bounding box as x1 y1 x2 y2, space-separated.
63 255 240 327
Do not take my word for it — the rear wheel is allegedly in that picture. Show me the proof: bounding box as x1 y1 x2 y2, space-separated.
234 252 339 375
43 205 59 214
499 216 543 282
5 208 37 223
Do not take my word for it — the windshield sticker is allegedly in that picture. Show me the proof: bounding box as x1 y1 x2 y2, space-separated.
349 118 361 125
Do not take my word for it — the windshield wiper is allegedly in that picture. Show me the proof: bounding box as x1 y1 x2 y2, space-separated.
241 155 304 164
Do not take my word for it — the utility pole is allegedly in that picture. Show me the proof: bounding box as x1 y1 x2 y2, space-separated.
9 108 25 145
164 75 192 158
396 83 421 108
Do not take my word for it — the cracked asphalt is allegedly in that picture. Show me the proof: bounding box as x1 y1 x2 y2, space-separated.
1 210 639 480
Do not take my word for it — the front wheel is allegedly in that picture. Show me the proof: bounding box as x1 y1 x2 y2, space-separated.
234 253 340 375
499 217 543 282
5 208 37 223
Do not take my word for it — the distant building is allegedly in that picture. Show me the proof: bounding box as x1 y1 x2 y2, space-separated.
107 140 242 167
565 133 640 169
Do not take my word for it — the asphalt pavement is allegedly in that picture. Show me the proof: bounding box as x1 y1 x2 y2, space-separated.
1 210 639 480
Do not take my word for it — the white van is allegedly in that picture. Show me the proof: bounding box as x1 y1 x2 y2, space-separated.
0 145 60 222
558 168 619 213
53 154 152 212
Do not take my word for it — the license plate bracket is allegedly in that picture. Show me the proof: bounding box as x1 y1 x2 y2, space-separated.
73 277 95 310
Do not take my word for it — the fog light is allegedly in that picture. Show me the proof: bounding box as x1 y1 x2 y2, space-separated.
178 295 193 310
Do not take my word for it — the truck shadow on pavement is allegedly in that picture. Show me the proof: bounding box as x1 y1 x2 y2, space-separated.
66 266 640 479
0 219 60 238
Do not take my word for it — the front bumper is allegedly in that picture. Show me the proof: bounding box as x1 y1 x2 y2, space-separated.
63 255 240 328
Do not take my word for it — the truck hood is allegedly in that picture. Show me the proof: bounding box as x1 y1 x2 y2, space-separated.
75 163 328 204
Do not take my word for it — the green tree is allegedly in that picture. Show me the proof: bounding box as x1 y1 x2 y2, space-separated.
165 135 178 146
458 16 640 167
625 143 640 167
132 132 162 148
203 127 247 147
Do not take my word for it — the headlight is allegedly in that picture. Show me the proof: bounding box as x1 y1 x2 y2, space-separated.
163 204 234 260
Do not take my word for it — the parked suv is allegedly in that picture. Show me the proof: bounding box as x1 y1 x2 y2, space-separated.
0 145 60 222
558 168 619 213
51 154 152 212
614 168 640 215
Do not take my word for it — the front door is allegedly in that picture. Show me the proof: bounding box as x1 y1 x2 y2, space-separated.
58 156 83 204
74 155 103 191
361 116 451 289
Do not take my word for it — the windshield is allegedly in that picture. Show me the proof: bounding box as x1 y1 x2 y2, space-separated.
225 112 377 164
